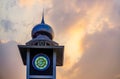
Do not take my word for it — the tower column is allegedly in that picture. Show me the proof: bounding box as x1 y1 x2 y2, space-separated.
26 49 30 79
53 51 56 79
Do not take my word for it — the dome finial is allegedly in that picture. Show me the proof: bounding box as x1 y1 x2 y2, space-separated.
41 9 45 24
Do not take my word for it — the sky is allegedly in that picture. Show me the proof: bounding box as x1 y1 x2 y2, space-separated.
0 0 120 79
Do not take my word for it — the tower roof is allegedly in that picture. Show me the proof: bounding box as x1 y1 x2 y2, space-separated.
31 11 54 40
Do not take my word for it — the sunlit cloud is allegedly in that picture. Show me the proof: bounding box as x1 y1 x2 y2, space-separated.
19 0 52 8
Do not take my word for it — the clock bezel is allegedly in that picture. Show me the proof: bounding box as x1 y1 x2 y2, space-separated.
32 53 50 71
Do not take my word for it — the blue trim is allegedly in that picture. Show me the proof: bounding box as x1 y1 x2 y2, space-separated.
32 53 50 71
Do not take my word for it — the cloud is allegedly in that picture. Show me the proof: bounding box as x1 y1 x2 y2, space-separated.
116 74 120 79
0 19 16 32
108 0 120 28
57 26 120 79
19 0 52 8
77 27 120 79
0 41 25 79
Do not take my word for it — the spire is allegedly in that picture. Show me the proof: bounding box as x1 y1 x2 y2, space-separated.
41 9 45 24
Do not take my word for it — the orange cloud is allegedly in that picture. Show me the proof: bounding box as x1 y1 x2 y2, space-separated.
19 0 52 8
19 0 36 7
56 1 116 73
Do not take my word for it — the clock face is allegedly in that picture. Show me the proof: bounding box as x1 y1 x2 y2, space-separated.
32 54 50 71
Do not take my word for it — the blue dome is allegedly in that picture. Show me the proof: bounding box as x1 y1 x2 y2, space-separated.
32 23 54 39
31 12 54 40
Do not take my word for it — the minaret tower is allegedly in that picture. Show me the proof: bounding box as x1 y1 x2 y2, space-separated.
18 12 64 79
